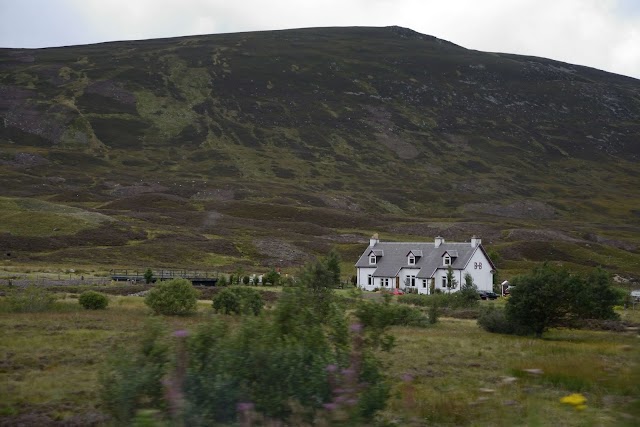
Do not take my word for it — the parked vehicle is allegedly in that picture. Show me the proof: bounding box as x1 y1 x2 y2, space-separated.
478 290 499 300
391 289 404 295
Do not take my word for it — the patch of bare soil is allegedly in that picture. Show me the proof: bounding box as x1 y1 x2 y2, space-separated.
365 106 419 160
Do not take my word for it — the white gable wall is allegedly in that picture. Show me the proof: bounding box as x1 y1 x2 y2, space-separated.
463 248 493 291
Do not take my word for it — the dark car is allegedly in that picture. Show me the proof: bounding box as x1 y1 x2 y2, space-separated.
478 290 499 300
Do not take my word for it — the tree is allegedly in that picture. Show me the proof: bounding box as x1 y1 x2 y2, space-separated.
457 273 479 306
505 264 572 337
263 268 280 286
217 275 228 287
144 278 199 315
569 267 618 320
504 264 619 337
144 268 154 284
242 275 250 285
324 248 342 288
446 265 458 293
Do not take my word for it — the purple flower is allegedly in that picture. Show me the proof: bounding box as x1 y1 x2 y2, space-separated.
173 329 189 338
349 323 363 332
346 398 358 406
325 364 338 373
237 402 255 412
323 402 338 411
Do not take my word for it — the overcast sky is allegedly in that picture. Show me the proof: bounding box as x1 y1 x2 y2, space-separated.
1 0 639 79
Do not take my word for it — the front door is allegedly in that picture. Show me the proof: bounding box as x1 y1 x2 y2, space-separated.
395 277 400 288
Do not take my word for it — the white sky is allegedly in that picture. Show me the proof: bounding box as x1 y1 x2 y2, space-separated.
1 0 639 79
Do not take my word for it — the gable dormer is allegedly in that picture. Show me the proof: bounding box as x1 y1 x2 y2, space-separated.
442 250 458 266
369 249 383 265
407 250 422 266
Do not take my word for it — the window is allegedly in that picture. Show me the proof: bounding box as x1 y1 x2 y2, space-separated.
442 276 447 288
368 275 372 286
409 275 416 287
382 278 389 287
408 255 415 265
444 255 451 266
369 255 376 265
422 279 427 288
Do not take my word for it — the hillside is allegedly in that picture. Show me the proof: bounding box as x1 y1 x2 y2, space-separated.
1 26 639 279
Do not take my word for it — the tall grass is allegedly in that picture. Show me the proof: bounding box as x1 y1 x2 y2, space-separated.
1 297 638 425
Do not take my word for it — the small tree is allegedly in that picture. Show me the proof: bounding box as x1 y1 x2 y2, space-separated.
145 279 199 315
144 268 154 284
242 275 250 285
217 275 228 287
263 268 280 286
457 273 479 306
446 265 458 293
325 248 342 288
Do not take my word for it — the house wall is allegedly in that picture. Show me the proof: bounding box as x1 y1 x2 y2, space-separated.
464 248 493 291
398 268 420 291
357 267 376 290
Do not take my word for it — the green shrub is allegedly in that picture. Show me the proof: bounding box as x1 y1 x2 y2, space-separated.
5 285 56 313
506 264 619 337
100 319 170 424
212 287 263 315
212 287 240 314
79 291 109 310
477 306 516 334
356 298 429 329
145 279 199 315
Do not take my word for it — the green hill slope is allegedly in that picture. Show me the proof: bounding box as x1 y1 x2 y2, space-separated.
1 26 639 278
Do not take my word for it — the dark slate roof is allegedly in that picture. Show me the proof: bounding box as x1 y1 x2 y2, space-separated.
355 241 482 278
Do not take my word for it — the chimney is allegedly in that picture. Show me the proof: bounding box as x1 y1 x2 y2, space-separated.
434 236 444 248
370 233 379 247
471 236 481 247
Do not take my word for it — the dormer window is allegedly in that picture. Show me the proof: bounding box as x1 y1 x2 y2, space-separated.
443 255 451 266
369 255 377 265
408 254 415 265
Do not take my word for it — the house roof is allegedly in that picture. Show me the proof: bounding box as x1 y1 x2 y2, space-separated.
355 240 489 279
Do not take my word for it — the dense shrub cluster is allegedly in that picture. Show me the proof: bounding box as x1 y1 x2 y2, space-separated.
212 287 263 315
144 279 199 315
479 265 620 337
79 290 109 310
102 257 390 425
356 295 430 329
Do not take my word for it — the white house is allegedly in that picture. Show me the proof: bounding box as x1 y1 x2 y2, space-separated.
355 235 496 294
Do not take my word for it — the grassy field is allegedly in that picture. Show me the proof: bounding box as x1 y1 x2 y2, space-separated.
1 293 638 426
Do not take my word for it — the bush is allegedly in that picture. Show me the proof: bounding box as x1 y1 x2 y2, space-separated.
145 279 199 315
212 287 264 315
5 285 56 313
356 298 429 329
506 264 619 337
100 319 170 424
79 291 109 310
477 306 516 334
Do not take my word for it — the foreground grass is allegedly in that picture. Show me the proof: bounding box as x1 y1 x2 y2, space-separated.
0 297 638 426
